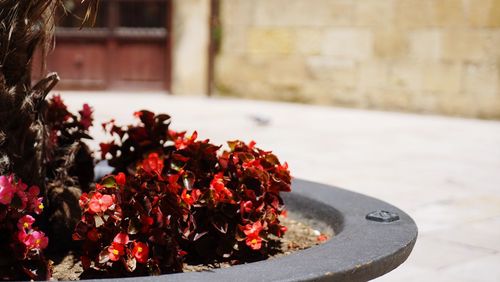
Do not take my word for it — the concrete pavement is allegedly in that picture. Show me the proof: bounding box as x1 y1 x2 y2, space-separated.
61 91 500 281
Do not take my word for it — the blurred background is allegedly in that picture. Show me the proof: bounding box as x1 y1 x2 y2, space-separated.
42 0 500 119
41 1 500 281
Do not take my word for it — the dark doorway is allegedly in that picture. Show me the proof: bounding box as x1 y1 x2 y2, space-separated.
42 0 173 91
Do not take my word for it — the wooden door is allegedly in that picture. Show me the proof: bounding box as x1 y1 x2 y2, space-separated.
45 0 172 91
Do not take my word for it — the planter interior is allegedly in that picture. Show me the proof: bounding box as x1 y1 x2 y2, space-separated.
87 178 417 282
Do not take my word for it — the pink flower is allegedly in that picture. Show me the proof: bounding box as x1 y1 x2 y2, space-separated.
18 229 33 246
18 230 49 250
33 197 44 214
0 175 15 205
88 192 114 213
31 231 48 249
17 215 35 230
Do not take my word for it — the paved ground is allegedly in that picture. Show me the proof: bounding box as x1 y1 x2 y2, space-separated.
62 91 500 282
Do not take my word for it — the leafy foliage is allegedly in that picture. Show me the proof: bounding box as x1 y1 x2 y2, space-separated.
74 171 184 277
45 95 95 189
74 111 292 276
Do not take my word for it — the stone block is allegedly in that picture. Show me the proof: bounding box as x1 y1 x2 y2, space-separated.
432 0 466 27
264 56 309 86
221 25 249 55
463 63 500 96
410 91 441 113
295 29 323 55
387 61 423 92
394 0 465 28
254 0 355 27
326 0 357 26
321 28 373 60
408 30 442 60
476 96 500 119
466 0 500 27
441 30 499 62
436 93 480 117
247 28 294 54
373 28 408 59
305 56 358 88
365 88 414 111
422 62 462 94
395 0 435 28
221 0 255 26
354 0 394 27
358 61 389 90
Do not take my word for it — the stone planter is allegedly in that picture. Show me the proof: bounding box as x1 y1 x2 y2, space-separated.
91 178 417 282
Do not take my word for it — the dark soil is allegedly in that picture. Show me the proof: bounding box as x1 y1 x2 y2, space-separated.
51 213 333 280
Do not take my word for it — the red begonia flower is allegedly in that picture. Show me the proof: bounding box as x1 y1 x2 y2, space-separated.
88 192 114 213
142 153 164 176
115 172 126 187
108 242 125 261
17 215 35 230
131 241 149 264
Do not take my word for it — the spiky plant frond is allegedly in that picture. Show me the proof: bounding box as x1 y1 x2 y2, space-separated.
0 0 99 188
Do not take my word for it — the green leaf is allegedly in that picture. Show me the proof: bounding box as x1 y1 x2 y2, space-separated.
101 175 117 188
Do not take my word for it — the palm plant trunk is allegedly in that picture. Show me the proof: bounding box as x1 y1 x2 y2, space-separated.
0 1 60 194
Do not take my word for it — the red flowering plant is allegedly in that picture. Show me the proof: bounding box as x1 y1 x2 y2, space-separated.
0 174 50 280
93 110 292 267
178 139 292 262
99 110 171 174
44 95 95 189
73 168 185 277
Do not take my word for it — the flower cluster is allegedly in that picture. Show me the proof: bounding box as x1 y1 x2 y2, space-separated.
74 171 184 277
0 174 50 280
78 110 292 276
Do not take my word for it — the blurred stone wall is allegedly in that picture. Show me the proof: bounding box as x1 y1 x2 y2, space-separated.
215 0 500 119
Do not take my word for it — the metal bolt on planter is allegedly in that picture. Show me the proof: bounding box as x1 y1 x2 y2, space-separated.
366 210 400 223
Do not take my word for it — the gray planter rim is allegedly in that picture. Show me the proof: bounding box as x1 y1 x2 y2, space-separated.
88 178 418 282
